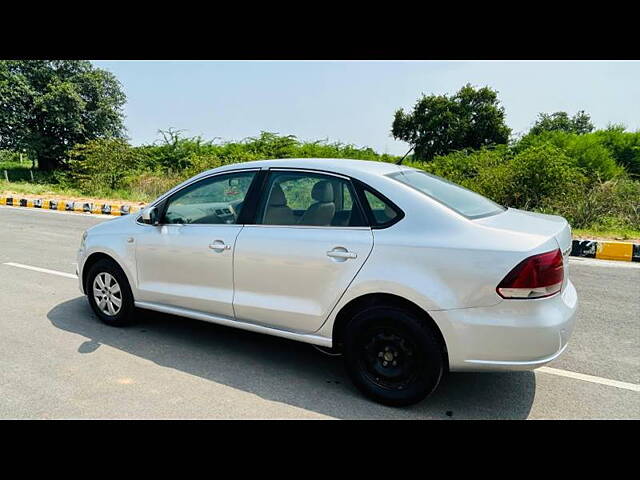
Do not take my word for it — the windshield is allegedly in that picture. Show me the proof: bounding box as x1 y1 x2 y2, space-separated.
388 169 505 219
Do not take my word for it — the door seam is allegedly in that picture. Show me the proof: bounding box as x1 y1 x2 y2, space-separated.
230 224 245 320
313 228 375 334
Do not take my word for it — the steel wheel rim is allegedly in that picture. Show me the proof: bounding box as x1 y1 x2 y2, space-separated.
357 326 421 391
92 272 122 316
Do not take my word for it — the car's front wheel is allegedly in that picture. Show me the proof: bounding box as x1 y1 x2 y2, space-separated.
86 258 135 327
343 306 444 407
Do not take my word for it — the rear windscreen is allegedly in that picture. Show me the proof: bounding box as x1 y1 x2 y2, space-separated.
388 169 505 219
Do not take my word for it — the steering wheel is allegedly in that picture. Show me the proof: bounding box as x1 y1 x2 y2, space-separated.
226 204 237 223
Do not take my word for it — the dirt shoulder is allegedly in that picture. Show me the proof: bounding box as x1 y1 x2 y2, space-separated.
572 233 640 243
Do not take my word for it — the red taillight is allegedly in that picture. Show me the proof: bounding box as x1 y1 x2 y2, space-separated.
497 249 564 299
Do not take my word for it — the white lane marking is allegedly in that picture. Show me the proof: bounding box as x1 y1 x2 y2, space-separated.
3 259 638 394
3 262 77 279
537 367 640 392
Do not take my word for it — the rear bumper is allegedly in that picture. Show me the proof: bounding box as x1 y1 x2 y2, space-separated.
432 280 578 371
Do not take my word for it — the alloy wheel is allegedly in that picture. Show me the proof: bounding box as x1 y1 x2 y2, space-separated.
92 272 123 316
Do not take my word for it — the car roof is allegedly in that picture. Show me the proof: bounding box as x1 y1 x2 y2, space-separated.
207 158 407 179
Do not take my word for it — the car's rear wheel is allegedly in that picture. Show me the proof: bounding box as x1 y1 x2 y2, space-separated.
343 306 444 406
86 258 135 327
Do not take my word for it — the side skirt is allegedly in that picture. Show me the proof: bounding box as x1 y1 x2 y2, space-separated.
134 301 332 348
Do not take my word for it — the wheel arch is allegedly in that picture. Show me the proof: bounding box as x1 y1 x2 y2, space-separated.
81 251 131 295
331 292 449 371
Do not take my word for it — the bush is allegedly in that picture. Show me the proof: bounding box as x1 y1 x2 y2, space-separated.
68 139 141 194
540 178 640 229
20 129 639 235
593 126 640 176
563 134 624 180
60 131 400 202
137 129 217 172
0 149 23 163
418 146 510 185
131 130 396 177
413 143 638 231
415 144 586 210
410 147 513 205
124 171 184 201
515 130 627 180
505 144 587 210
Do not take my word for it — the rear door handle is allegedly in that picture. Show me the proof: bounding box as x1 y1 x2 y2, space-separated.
327 248 357 259
209 240 231 251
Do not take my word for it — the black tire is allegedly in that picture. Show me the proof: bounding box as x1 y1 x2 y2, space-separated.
86 258 135 327
343 306 444 407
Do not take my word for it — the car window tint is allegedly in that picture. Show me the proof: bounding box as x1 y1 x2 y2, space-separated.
363 189 398 225
257 171 365 227
278 176 317 211
343 183 353 210
389 169 504 219
163 171 255 225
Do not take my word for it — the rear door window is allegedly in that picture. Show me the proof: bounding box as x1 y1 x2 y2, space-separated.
256 171 366 227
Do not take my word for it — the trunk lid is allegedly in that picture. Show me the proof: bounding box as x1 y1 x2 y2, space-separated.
475 208 572 287
475 208 571 252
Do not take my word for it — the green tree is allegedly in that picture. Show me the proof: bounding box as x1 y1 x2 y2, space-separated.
391 84 511 161
0 60 126 171
529 110 594 135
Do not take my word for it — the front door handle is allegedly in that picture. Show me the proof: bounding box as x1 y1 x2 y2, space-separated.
209 240 231 251
327 248 357 260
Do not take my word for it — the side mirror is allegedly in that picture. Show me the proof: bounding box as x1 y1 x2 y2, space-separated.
141 206 159 226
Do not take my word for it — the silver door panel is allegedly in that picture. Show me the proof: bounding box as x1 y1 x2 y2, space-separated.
232 225 373 333
135 224 242 317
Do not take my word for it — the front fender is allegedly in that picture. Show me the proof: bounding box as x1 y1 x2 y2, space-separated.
79 235 137 295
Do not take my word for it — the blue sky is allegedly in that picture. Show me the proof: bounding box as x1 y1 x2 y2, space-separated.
92 61 640 155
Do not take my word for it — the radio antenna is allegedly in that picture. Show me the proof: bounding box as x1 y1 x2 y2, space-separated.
396 145 415 165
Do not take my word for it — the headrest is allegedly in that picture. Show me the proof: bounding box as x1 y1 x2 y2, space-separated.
268 183 287 206
311 181 334 203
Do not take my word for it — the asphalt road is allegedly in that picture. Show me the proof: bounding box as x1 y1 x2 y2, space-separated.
0 205 638 419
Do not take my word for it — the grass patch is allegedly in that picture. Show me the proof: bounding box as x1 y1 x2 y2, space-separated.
0 159 172 204
572 227 640 242
0 180 145 204
0 160 39 181
0 179 83 197
0 159 155 203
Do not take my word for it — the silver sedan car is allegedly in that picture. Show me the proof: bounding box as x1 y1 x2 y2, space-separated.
77 158 578 406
